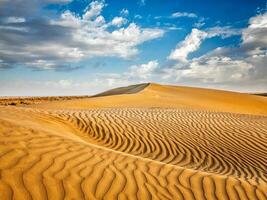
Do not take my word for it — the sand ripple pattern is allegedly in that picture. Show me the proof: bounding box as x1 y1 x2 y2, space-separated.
0 107 266 200
53 108 267 181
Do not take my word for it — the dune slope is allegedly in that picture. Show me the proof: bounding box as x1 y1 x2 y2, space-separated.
0 83 267 200
32 83 267 115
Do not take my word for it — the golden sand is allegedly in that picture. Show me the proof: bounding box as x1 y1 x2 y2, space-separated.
0 83 266 200
31 83 267 115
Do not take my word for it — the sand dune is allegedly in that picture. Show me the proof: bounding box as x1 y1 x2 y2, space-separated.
0 83 267 200
31 83 267 115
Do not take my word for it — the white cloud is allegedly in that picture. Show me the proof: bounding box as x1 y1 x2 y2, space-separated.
84 60 160 90
111 23 163 43
177 56 253 83
194 21 205 28
171 12 197 18
58 79 73 87
193 17 205 28
83 0 105 20
0 0 164 70
168 26 240 63
4 17 26 23
0 78 113 96
50 10 81 28
120 8 129 16
26 60 60 70
111 16 127 27
94 73 131 87
156 12 198 20
168 29 207 62
205 13 267 59
0 25 28 32
164 12 267 92
128 60 159 79
207 26 240 39
242 12 267 55
247 12 267 29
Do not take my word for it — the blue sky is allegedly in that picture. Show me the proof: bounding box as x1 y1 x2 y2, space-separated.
0 0 267 96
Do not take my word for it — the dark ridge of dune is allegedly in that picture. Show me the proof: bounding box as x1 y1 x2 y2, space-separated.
92 83 150 97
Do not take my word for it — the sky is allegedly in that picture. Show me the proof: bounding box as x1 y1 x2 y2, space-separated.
0 0 267 96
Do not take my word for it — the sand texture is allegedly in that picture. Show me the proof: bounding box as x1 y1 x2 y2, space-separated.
0 83 266 200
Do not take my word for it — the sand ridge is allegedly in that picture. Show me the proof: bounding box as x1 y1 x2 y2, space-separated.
30 83 267 116
0 83 267 200
92 83 150 97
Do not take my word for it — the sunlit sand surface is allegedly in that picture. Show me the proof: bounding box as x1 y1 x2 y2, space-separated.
0 83 266 200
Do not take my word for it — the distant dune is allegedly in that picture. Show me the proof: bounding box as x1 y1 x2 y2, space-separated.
0 83 266 200
31 83 267 115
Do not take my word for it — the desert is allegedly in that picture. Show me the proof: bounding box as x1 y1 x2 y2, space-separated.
0 83 266 200
1 1 267 199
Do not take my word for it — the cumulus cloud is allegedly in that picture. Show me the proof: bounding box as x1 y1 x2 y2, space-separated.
83 0 105 20
164 12 267 92
91 60 160 88
128 60 159 79
168 26 240 63
176 56 253 83
168 29 207 62
0 0 164 70
111 17 127 27
242 12 267 55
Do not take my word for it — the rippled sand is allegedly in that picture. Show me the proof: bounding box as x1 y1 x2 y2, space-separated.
0 83 266 200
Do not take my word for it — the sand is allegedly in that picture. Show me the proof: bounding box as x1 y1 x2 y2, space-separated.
31 83 267 115
0 83 266 200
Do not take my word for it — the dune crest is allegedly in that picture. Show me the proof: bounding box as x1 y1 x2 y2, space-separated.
92 83 150 97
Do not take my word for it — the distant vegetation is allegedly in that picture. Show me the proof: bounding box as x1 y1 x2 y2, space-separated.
254 93 267 97
0 96 90 106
